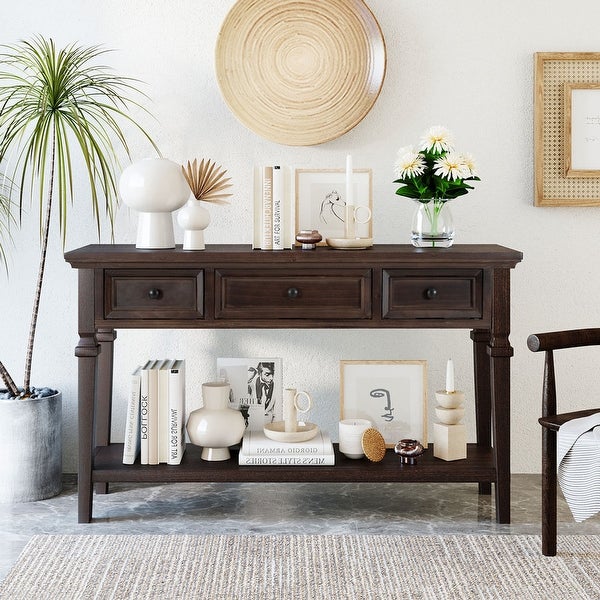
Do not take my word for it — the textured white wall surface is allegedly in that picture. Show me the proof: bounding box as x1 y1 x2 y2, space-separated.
2 0 600 473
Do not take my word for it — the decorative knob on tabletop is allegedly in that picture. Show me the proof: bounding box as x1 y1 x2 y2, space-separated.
295 229 322 250
394 438 425 464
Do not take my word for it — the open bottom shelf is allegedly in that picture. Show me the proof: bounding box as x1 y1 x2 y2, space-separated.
92 443 496 486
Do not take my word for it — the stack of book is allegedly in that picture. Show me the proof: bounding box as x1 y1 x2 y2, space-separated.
238 429 335 466
253 165 295 250
122 359 186 466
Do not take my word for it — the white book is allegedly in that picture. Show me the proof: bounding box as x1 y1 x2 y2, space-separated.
139 359 156 465
239 431 335 466
272 165 284 250
241 429 334 456
282 166 295 249
262 166 273 249
147 360 162 465
168 359 186 465
158 359 175 464
122 365 142 465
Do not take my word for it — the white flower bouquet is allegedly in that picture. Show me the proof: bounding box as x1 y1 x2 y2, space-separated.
393 126 480 201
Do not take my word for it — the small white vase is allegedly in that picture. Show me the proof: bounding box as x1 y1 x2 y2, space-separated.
177 198 211 250
186 381 245 461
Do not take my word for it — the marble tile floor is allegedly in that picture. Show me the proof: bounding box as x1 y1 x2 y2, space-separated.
2 474 599 581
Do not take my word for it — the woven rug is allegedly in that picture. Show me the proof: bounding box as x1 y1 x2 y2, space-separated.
1 534 599 600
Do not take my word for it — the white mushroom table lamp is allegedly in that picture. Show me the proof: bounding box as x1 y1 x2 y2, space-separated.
119 157 190 249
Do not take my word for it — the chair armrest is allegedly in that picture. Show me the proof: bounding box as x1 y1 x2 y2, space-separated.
527 328 600 352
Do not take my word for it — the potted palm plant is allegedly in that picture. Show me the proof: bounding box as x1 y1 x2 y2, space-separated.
0 36 158 502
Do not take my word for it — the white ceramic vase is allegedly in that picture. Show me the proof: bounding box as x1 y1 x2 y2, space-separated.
186 381 245 461
177 198 211 250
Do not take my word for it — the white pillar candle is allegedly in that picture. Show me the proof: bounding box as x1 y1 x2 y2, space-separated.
345 154 354 207
445 359 455 393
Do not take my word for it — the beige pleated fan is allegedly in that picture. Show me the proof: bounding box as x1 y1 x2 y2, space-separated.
182 158 232 204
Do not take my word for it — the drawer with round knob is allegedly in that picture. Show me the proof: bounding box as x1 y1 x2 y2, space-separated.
104 270 204 320
215 268 371 320
382 269 485 321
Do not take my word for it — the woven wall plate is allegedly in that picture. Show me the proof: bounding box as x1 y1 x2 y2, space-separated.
215 0 386 146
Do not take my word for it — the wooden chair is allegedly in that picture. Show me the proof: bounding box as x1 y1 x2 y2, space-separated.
527 328 600 556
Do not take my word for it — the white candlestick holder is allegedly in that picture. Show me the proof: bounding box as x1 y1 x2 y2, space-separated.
433 390 467 461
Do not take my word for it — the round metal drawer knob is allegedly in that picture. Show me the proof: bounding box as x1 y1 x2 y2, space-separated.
148 288 162 300
425 288 438 299
287 287 300 299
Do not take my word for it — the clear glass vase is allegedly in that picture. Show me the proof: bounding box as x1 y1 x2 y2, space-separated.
411 199 454 248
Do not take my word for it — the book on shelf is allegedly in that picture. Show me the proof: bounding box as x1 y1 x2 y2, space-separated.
238 429 335 466
147 360 163 465
122 365 142 465
216 357 283 430
167 359 186 465
253 165 294 250
158 359 176 464
139 359 156 465
135 358 186 465
262 165 273 249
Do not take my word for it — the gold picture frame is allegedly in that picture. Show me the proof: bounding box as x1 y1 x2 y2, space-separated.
339 360 428 447
534 52 600 206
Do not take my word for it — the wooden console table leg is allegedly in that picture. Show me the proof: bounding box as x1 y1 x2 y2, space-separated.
489 268 514 524
75 269 99 523
94 329 116 495
471 329 492 496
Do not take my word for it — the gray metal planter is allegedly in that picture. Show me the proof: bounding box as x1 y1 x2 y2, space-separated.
0 390 62 503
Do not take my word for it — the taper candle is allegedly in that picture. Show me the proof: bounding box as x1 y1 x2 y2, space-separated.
445 359 455 393
345 154 354 207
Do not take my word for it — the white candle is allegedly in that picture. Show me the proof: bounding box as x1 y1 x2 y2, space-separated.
345 154 354 207
445 359 455 393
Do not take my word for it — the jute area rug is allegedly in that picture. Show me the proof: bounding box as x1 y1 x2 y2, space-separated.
1 534 599 600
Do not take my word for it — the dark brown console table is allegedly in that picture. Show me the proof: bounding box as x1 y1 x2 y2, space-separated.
65 244 522 523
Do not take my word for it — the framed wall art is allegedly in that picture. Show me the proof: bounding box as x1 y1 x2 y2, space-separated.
564 83 600 177
534 52 600 206
340 360 427 447
295 168 372 243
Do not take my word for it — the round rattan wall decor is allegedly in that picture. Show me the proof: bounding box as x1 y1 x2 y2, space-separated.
215 0 386 146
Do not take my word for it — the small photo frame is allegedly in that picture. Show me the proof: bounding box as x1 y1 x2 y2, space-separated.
295 168 372 243
564 83 600 177
340 360 427 447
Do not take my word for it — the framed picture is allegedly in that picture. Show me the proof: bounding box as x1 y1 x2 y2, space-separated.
216 357 283 430
295 168 372 243
534 52 600 206
564 83 600 177
340 360 427 447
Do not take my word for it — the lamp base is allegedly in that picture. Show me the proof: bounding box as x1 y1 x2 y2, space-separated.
136 212 175 249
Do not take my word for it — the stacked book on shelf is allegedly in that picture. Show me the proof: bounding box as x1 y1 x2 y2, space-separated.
253 165 295 250
238 429 335 466
122 359 186 466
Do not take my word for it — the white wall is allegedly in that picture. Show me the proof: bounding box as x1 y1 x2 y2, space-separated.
2 0 600 473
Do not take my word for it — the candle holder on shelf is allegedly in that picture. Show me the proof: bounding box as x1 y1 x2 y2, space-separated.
433 359 467 461
326 155 373 249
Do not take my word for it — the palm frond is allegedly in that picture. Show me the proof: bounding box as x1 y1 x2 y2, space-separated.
182 158 232 204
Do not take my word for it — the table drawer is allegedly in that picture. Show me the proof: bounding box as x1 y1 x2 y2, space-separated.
382 269 483 320
105 270 204 320
215 269 371 320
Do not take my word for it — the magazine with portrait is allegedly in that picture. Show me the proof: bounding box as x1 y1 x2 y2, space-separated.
216 357 283 430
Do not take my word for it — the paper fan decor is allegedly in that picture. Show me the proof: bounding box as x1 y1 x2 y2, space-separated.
215 0 386 146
